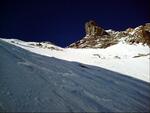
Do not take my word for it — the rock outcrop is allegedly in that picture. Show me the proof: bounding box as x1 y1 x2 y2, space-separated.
85 20 108 37
124 23 150 45
69 21 150 48
69 20 116 48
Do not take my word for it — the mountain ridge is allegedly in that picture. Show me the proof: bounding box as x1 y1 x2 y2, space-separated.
69 21 150 48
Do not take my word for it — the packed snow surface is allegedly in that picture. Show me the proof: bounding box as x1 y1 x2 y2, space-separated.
0 39 150 112
1 38 150 82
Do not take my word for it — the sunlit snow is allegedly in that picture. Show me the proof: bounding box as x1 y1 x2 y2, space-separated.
1 38 149 82
0 39 150 112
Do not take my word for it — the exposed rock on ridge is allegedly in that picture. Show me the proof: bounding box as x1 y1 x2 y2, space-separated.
69 20 117 48
69 21 150 48
85 20 109 37
124 23 150 45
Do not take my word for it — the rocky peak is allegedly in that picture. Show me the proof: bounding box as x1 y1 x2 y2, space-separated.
85 20 109 38
124 23 150 45
69 20 116 48
69 21 150 48
84 20 110 37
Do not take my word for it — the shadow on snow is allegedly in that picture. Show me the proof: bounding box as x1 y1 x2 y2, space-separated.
0 40 150 112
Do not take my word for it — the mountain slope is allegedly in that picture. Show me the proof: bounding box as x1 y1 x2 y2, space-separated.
1 40 150 112
1 38 149 82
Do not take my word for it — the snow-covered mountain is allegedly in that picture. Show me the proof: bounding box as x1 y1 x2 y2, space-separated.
0 21 150 112
69 21 150 48
1 34 149 83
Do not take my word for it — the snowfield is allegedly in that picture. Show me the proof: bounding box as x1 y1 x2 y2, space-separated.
0 39 150 112
1 38 150 82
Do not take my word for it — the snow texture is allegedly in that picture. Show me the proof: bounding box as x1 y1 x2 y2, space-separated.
0 40 150 112
1 38 150 82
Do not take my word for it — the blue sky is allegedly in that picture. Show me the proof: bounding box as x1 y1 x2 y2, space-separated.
0 0 150 47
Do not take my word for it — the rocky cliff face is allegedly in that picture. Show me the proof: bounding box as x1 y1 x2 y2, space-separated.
69 21 150 48
124 23 150 45
85 20 109 37
69 20 117 48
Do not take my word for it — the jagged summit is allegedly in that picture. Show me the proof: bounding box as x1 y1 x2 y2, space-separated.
85 20 109 37
69 20 114 48
124 23 150 45
69 21 150 48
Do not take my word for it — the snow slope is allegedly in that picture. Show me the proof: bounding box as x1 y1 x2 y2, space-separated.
0 39 150 112
1 38 150 82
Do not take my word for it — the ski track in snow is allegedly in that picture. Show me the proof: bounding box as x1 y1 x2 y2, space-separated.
0 40 150 112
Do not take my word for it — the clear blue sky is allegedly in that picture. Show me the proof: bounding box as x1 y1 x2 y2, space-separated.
0 0 150 47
